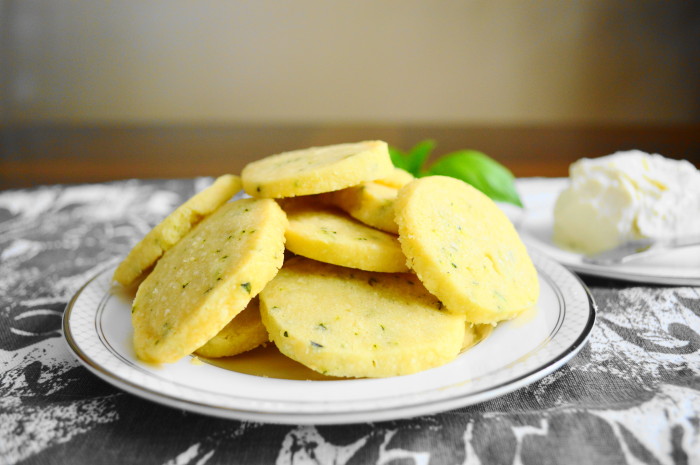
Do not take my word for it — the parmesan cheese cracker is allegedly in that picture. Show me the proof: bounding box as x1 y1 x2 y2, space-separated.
194 298 268 358
373 167 414 189
242 141 393 198
113 174 241 286
323 182 401 234
132 198 286 364
259 257 465 378
395 176 539 324
282 199 408 273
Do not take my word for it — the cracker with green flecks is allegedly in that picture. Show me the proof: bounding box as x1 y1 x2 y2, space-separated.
114 174 242 286
259 257 465 378
241 141 393 198
194 298 268 358
373 167 414 189
395 175 539 324
281 198 408 273
322 181 401 234
132 198 286 364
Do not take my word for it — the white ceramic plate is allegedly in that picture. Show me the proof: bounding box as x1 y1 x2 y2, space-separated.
516 178 700 286
63 251 594 425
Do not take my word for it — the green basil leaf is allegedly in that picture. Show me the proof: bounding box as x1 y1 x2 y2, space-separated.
388 146 411 172
426 150 523 207
389 140 435 177
406 140 435 176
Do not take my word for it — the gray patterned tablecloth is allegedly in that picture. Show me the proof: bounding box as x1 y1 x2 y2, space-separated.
1 178 698 465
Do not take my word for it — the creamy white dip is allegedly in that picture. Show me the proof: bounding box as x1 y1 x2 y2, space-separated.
553 150 700 254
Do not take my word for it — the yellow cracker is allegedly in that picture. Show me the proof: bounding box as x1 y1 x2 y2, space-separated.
323 182 400 234
113 175 242 286
194 298 268 358
259 257 465 378
395 176 539 324
374 167 414 189
282 199 408 273
132 198 286 364
241 141 393 198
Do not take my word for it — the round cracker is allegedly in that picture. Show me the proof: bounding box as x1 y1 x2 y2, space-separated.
323 182 400 234
114 174 242 286
373 167 415 189
281 198 408 273
194 298 268 358
395 176 539 324
241 141 393 198
132 198 286 364
259 257 465 378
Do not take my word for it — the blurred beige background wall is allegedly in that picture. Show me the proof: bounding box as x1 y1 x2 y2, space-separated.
2 0 699 125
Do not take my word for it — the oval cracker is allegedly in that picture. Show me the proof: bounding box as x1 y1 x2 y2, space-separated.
113 174 241 286
322 182 401 234
259 257 465 378
132 198 286 364
194 298 268 359
242 141 393 198
395 176 539 324
282 199 408 273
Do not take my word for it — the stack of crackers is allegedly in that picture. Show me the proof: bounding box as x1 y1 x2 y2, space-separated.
114 141 539 378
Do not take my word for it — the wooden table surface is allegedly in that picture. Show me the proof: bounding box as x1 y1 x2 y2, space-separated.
2 124 699 189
